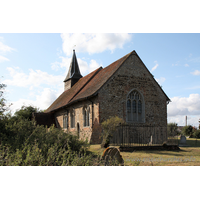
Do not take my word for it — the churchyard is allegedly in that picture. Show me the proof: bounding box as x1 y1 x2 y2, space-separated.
89 138 200 166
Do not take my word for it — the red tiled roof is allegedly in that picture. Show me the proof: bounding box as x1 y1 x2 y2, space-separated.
45 50 170 113
45 67 102 113
69 51 132 103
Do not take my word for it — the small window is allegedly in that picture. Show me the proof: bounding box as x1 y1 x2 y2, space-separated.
83 106 90 127
83 109 87 127
70 110 75 128
63 114 68 129
87 108 90 126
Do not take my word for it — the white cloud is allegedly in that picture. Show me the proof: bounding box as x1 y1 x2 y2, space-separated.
168 94 200 117
191 70 200 76
52 33 128 77
184 63 189 67
61 33 132 56
151 61 158 72
51 56 101 76
10 88 59 113
4 67 65 88
167 94 200 127
168 115 200 127
155 77 166 85
0 55 9 62
89 59 100 72
0 39 14 63
0 41 14 53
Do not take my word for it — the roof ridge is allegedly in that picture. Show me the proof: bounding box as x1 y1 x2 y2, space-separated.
68 67 102 103
133 51 170 101
45 67 103 113
67 51 134 105
92 50 134 94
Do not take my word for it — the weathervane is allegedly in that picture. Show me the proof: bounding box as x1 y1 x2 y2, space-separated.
73 45 76 51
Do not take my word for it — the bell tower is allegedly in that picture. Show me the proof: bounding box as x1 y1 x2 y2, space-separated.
64 50 82 91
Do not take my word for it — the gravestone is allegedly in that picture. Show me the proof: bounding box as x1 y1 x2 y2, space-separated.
149 135 153 145
102 147 124 166
179 135 188 147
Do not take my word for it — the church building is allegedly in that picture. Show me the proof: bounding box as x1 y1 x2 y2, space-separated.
34 50 170 144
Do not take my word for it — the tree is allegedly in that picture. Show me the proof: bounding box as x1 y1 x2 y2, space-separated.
0 83 8 118
14 105 41 121
101 116 125 148
167 122 179 136
199 119 200 130
181 125 194 137
193 129 200 139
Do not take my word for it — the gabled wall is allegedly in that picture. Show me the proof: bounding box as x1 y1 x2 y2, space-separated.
98 53 168 128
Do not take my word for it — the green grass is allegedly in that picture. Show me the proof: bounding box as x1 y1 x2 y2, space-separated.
89 138 200 166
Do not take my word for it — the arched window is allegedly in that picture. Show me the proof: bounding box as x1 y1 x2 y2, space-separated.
83 106 90 127
87 107 90 126
126 90 145 123
127 99 131 121
83 109 87 127
70 109 75 128
63 113 68 129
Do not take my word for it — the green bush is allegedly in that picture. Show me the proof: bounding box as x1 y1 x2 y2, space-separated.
0 105 91 165
101 116 125 148
14 105 41 121
0 123 91 166
167 122 179 136
181 125 194 137
0 105 123 166
193 129 200 138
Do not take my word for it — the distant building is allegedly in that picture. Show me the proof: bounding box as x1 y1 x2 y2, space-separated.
34 50 170 144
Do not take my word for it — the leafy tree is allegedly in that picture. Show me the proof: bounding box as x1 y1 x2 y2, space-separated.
101 116 125 148
199 119 200 130
0 82 8 118
193 129 200 139
167 122 179 136
14 105 41 121
181 125 194 137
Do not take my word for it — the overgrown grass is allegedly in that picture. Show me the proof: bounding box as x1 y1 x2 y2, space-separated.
89 139 200 166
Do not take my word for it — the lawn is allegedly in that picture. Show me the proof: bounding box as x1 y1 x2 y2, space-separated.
88 138 200 166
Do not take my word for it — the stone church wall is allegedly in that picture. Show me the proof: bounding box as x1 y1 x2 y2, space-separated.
98 53 168 138
54 96 101 143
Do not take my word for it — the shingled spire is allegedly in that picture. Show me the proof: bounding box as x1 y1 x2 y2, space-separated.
64 50 82 91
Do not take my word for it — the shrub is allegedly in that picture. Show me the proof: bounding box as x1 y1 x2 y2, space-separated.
0 112 91 166
101 116 125 148
167 122 179 136
14 105 41 121
0 105 123 166
193 129 200 139
181 125 194 137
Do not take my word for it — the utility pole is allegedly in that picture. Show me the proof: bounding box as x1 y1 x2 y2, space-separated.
185 116 187 126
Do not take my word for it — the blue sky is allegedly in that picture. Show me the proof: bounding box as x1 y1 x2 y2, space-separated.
1 0 200 195
1 33 200 127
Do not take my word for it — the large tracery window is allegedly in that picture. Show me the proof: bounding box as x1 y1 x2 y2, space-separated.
126 90 145 123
